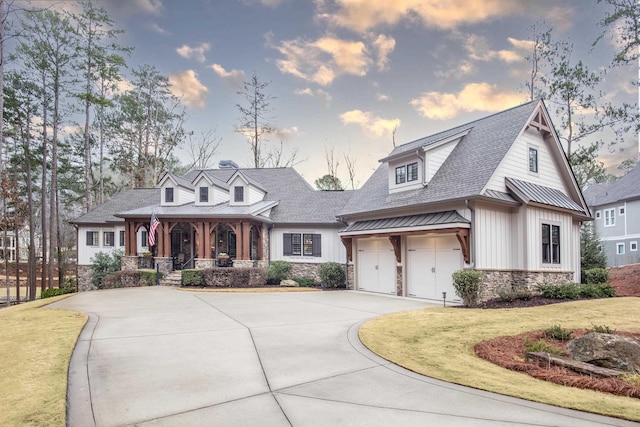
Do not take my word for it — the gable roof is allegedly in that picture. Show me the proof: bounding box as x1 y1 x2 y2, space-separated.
71 188 160 225
118 168 353 224
583 164 640 207
341 100 541 216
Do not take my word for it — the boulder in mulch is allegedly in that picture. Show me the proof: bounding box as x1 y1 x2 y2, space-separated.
280 279 299 287
567 332 640 374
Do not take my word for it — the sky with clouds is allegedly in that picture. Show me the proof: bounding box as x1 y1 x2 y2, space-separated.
34 0 640 186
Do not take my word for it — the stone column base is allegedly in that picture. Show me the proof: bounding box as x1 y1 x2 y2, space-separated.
121 255 138 271
154 257 173 274
195 258 215 269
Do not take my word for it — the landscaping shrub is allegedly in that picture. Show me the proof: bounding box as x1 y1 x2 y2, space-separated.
537 283 616 299
100 270 161 289
317 262 346 288
591 324 615 334
497 288 532 302
201 267 268 287
267 261 291 283
182 269 203 286
291 276 317 287
140 269 162 286
40 287 76 299
524 338 563 356
90 250 122 288
583 268 609 285
452 269 484 307
544 325 574 342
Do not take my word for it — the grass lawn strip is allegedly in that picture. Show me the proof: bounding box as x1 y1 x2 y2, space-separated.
359 297 640 422
0 296 87 427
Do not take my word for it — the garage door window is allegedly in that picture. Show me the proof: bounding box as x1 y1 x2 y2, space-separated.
283 233 321 257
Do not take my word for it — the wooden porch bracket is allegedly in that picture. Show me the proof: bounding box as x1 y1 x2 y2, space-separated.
340 237 353 262
456 229 470 264
388 236 401 263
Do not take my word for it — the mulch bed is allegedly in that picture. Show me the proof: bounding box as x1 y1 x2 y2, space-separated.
472 265 640 398
475 329 640 398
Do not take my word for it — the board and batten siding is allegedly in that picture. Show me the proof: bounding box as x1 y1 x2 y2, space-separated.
526 206 579 276
485 128 566 194
270 227 346 264
474 205 520 270
627 200 640 235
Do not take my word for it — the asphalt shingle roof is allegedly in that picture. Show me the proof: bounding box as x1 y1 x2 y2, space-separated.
71 188 160 225
583 164 640 207
340 100 540 216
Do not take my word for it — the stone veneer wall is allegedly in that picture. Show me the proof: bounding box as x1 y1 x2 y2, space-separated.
289 262 322 281
480 269 574 301
195 258 215 269
396 265 403 296
155 257 173 274
346 263 354 290
121 255 138 271
77 265 95 292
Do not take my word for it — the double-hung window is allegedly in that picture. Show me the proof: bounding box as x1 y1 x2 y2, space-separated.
165 187 174 203
529 147 538 173
119 230 125 247
604 208 615 227
199 186 209 203
103 231 115 247
141 230 148 248
86 231 99 247
283 233 321 257
542 223 560 264
234 186 244 202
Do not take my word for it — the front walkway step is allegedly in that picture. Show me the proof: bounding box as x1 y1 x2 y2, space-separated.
160 271 182 286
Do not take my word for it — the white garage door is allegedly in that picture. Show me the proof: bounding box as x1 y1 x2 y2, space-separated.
407 235 462 301
357 238 396 295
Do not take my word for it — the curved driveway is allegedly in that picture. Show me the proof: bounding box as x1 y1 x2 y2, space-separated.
51 287 634 427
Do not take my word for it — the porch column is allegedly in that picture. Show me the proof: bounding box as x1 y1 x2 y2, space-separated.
204 222 212 258
162 222 171 257
241 222 251 260
193 222 204 258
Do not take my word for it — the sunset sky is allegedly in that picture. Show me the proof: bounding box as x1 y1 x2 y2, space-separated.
23 0 639 186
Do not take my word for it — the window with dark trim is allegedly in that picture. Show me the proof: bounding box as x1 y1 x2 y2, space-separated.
86 231 99 247
542 223 560 264
199 186 209 203
283 233 321 257
395 162 418 184
141 230 148 248
165 187 174 203
234 186 244 202
119 230 125 247
529 147 538 173
395 166 406 184
103 231 115 247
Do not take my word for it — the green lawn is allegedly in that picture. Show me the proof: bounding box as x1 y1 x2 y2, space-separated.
0 296 86 427
359 297 640 422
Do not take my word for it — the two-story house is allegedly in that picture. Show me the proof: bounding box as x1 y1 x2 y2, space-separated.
583 164 640 267
339 99 591 301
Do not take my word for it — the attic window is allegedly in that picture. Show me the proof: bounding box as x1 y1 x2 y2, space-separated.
529 147 538 173
165 187 174 203
234 186 244 202
199 186 209 203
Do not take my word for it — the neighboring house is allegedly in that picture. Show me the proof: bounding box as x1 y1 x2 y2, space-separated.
583 164 640 267
71 167 351 291
338 99 591 302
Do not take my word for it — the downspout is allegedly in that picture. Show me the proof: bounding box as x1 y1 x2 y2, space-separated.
465 199 475 268
416 149 428 187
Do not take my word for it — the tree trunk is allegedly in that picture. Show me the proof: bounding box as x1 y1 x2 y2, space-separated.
25 118 36 301
40 70 48 294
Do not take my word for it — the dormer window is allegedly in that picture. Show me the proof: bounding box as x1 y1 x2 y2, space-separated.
165 187 174 203
395 162 418 184
529 147 538 173
234 186 244 202
199 187 209 203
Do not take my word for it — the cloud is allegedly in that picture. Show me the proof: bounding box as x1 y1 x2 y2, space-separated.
319 0 521 32
294 88 333 105
210 64 246 87
410 82 524 119
371 34 395 70
176 43 210 63
376 93 390 101
148 22 170 35
463 34 524 63
340 109 400 136
105 0 164 17
168 70 208 109
271 34 372 85
274 126 299 139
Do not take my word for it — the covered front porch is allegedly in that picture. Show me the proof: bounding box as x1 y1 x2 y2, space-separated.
121 217 269 274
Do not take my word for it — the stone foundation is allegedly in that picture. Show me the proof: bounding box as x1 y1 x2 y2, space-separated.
77 264 95 292
195 258 215 269
396 265 403 296
480 269 575 301
232 259 257 268
346 262 355 290
289 262 322 281
121 256 138 271
155 257 173 274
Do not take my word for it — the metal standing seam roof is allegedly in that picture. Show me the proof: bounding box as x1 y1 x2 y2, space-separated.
505 177 586 213
341 210 470 234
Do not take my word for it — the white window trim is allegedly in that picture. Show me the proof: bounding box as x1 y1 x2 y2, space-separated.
631 241 638 252
616 242 625 255
604 208 615 227
528 146 539 174
619 206 625 215
595 210 601 219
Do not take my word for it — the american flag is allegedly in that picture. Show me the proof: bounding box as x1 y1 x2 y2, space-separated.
148 212 160 247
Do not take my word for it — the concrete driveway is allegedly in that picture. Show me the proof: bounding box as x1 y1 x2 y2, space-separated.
50 287 634 427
